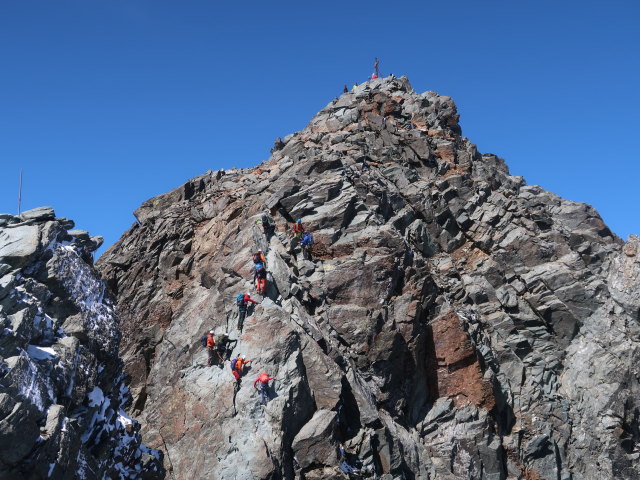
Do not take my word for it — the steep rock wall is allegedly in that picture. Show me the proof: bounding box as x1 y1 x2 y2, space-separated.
98 77 640 479
0 207 164 479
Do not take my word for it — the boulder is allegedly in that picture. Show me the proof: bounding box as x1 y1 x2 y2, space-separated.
292 409 338 469
0 225 40 268
19 206 55 222
0 398 40 464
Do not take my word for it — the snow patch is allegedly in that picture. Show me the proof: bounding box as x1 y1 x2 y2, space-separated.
14 353 55 410
27 345 57 361
87 386 104 408
117 409 133 428
54 245 120 357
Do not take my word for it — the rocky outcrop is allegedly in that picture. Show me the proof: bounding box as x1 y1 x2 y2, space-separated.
0 208 163 479
98 76 640 479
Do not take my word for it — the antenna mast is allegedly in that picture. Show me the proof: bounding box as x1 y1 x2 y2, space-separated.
18 169 23 215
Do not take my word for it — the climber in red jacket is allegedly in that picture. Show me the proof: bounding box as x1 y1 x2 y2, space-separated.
254 372 274 404
237 292 258 331
292 219 305 239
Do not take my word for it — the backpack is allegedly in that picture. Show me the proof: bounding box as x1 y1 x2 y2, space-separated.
303 233 314 245
252 252 261 264
261 215 269 225
256 264 267 279
200 335 207 348
230 358 239 371
236 293 245 307
339 461 355 474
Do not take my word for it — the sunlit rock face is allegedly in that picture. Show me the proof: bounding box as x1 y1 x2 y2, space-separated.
0 207 163 479
98 76 640 480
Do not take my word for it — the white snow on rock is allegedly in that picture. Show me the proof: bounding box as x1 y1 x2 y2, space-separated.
117 409 133 428
54 245 119 356
27 344 57 361
87 386 105 408
13 354 55 410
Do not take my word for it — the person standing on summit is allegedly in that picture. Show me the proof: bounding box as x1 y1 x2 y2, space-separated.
374 57 380 78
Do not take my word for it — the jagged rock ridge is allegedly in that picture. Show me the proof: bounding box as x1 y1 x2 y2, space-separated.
0 207 164 479
98 76 640 479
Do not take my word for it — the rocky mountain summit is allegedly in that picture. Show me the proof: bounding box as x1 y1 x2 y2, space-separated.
0 207 164 479
96 75 640 480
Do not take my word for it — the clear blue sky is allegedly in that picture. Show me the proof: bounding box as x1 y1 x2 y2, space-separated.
1 1 638 257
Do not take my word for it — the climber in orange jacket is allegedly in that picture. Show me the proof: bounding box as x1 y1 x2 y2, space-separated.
230 355 251 384
205 330 216 366
252 249 266 266
254 372 274 404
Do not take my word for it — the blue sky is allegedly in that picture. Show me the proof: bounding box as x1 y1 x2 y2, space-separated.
1 1 638 257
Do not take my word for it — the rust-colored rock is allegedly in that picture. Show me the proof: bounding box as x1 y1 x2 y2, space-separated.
428 310 495 410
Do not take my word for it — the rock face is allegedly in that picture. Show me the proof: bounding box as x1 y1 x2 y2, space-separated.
98 76 640 479
0 208 163 479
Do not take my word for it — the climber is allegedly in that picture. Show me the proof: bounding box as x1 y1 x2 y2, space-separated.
230 354 252 384
351 82 358 92
374 57 379 78
214 332 237 363
205 330 216 367
258 213 275 238
301 232 314 260
343 84 348 94
301 232 314 249
337 444 364 478
252 249 266 265
253 372 274 404
339 461 363 478
254 262 267 295
237 292 258 331
292 218 305 239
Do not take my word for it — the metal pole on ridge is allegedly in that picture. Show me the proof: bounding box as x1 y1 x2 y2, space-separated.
18 169 23 215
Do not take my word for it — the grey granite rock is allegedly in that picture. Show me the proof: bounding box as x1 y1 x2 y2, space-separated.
96 76 639 480
0 213 163 478
18 206 55 222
